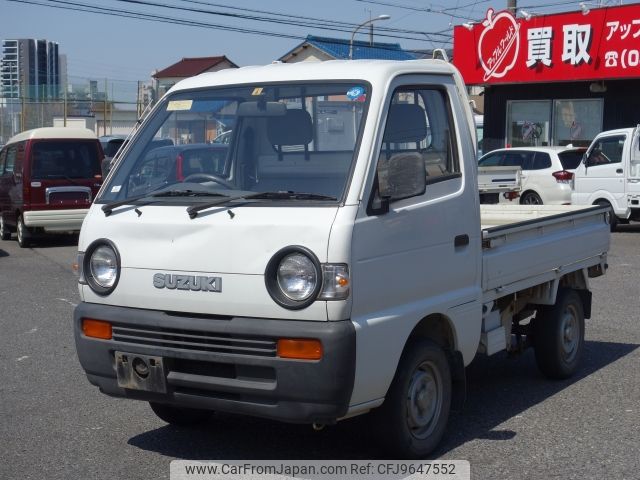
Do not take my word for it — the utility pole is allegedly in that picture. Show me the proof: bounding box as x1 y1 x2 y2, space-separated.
103 78 107 136
507 0 517 15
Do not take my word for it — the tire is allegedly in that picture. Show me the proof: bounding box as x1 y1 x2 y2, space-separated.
533 288 585 379
520 191 543 205
0 216 10 240
372 338 452 458
596 200 618 232
16 215 31 248
149 402 213 426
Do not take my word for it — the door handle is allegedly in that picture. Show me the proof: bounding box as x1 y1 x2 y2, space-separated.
616 169 623 174
454 234 469 248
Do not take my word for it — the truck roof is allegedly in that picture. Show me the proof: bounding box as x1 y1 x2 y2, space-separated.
7 127 98 144
169 59 459 93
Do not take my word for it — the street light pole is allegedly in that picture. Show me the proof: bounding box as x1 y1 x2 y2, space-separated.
349 14 391 60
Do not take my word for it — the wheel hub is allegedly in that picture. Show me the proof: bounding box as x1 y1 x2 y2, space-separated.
560 307 579 360
406 362 442 439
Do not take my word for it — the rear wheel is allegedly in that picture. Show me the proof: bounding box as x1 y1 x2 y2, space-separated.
372 338 452 458
149 402 214 426
0 216 10 240
16 215 31 248
521 191 543 205
533 289 585 379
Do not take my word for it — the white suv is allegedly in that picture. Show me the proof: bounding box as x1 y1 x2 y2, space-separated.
478 146 586 205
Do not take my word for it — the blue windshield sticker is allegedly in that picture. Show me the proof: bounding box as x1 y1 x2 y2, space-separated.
346 86 366 101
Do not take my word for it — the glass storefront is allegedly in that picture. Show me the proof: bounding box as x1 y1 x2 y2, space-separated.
506 98 603 148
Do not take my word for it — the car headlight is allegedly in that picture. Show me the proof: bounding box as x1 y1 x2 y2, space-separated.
265 247 322 310
277 253 318 301
84 239 120 295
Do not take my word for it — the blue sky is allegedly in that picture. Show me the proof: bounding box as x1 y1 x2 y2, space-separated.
1 0 592 83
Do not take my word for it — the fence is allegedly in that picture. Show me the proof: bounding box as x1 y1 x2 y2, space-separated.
0 76 153 144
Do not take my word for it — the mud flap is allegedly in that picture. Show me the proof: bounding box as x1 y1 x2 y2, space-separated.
448 350 466 411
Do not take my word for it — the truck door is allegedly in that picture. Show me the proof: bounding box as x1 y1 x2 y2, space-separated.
349 78 482 404
581 134 626 213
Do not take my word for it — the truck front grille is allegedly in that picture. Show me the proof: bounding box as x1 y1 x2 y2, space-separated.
111 324 277 357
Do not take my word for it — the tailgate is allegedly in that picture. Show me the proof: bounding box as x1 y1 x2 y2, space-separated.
477 166 521 193
481 205 610 298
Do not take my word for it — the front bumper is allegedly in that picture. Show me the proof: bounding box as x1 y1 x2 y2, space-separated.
24 208 88 231
74 302 356 424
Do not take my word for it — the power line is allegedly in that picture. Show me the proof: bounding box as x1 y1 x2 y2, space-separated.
4 0 451 58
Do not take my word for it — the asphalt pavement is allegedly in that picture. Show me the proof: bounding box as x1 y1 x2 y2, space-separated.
1 228 639 480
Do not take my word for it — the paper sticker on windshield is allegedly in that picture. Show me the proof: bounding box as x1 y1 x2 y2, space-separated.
167 100 193 111
346 86 366 102
251 87 264 96
111 185 122 193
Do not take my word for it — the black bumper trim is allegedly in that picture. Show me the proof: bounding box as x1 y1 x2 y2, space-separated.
74 302 356 424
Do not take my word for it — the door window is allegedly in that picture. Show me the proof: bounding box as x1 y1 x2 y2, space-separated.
586 135 625 167
531 152 552 170
374 86 459 206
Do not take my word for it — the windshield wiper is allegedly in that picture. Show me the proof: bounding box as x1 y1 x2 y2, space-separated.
102 189 228 216
186 191 337 219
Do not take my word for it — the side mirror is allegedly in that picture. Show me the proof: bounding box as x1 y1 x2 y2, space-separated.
384 153 427 202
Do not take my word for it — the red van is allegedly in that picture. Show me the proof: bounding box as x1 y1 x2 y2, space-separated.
0 127 103 247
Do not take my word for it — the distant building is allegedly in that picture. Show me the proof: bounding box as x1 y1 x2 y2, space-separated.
279 35 416 63
152 56 238 99
0 38 60 99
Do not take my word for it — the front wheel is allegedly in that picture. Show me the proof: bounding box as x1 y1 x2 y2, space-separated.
149 402 214 426
533 288 585 379
596 200 618 232
372 338 452 458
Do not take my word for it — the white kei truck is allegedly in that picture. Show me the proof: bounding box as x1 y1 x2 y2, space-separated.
74 60 610 458
572 126 640 230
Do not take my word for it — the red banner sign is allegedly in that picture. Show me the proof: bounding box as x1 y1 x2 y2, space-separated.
453 4 640 85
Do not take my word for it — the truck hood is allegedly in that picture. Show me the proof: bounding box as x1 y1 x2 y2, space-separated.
80 203 338 274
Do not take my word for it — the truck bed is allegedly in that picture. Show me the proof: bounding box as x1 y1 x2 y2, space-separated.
480 205 610 301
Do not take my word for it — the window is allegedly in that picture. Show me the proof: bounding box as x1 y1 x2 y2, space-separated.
4 146 17 173
586 135 625 166
31 141 100 179
375 87 458 203
558 150 585 170
506 101 551 147
478 152 503 167
531 152 552 170
553 99 602 147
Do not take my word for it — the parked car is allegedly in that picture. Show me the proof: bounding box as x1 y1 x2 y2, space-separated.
126 143 229 196
0 127 103 247
478 146 586 205
99 135 126 175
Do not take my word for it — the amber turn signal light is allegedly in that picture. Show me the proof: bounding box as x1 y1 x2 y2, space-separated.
277 338 322 360
82 318 112 340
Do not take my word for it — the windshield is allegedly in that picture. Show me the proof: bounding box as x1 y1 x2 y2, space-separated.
99 82 369 204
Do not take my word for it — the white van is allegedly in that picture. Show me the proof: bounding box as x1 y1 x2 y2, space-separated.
572 127 640 230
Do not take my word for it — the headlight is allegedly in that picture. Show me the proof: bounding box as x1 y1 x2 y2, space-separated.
265 247 322 310
84 240 120 295
277 253 318 301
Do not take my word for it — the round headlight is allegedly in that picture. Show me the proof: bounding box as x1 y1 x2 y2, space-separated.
265 246 322 310
277 253 318 301
85 240 120 295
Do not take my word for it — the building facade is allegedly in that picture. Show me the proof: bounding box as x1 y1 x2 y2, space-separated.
453 5 640 153
0 38 60 100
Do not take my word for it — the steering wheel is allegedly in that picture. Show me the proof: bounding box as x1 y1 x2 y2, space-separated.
182 173 235 189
